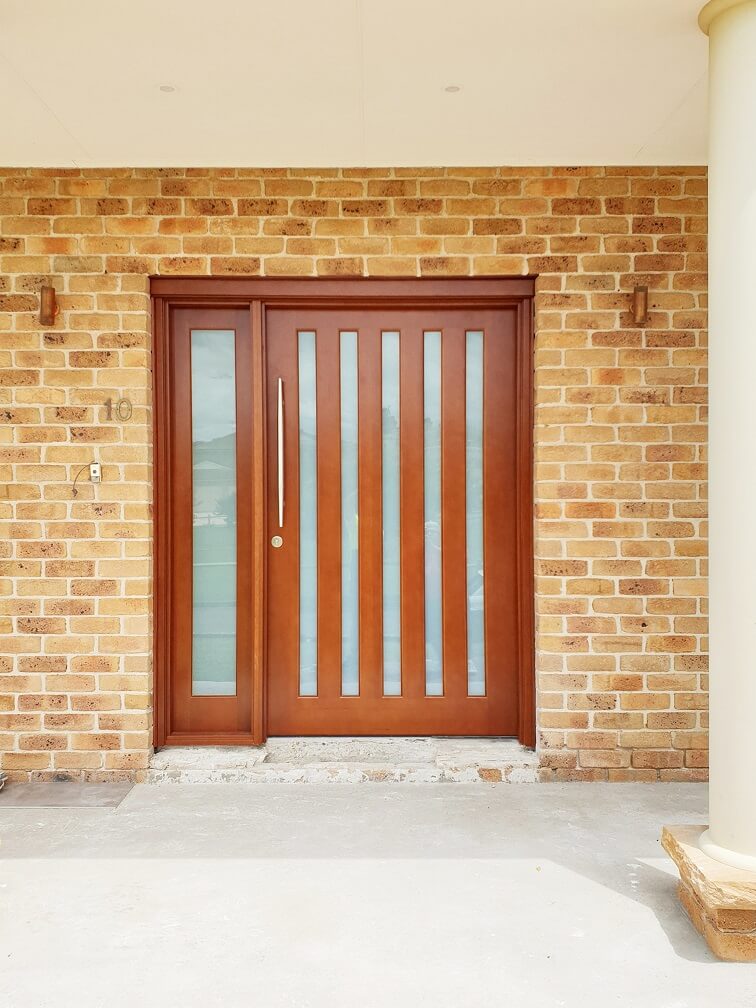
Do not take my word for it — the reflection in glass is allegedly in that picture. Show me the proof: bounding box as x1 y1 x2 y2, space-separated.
382 332 401 695
299 332 317 696
340 331 359 695
191 330 237 696
424 331 443 695
466 331 485 695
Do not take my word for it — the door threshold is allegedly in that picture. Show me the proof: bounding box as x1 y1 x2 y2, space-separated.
148 737 538 784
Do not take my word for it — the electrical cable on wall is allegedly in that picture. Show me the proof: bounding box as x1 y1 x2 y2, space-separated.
71 462 98 497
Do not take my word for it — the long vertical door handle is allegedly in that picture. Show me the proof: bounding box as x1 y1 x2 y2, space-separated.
277 377 285 528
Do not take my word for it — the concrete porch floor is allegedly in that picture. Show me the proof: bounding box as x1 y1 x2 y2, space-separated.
1 783 755 1007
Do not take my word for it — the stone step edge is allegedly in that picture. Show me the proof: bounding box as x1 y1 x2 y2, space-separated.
147 761 539 784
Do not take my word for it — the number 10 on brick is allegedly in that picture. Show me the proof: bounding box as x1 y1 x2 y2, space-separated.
104 397 133 421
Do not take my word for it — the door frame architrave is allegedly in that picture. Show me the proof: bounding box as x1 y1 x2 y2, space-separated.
151 276 536 749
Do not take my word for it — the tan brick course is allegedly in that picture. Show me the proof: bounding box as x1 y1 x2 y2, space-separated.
0 166 708 781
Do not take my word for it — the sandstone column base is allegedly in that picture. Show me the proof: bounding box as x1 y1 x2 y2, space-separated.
662 825 756 961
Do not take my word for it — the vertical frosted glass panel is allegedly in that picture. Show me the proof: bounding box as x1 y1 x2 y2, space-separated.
191 330 237 696
299 332 317 696
382 332 401 695
424 331 443 696
466 331 485 696
340 331 359 696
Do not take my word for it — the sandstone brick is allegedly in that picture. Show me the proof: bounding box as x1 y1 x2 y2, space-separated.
53 752 103 770
316 257 362 276
1 752 51 770
104 751 150 771
18 733 67 750
18 693 66 710
632 749 683 769
72 732 121 750
566 731 618 750
44 714 95 730
579 749 631 768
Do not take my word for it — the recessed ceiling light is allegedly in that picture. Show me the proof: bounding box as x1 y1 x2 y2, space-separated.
444 85 461 93
159 84 176 93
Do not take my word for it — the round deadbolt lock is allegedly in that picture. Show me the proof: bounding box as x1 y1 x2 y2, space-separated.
271 535 284 549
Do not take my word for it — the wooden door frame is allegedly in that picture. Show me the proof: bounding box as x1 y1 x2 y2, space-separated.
151 276 536 748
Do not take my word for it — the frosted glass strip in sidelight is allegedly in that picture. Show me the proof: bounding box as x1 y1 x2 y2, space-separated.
298 331 317 696
466 330 485 696
382 332 401 695
340 331 360 696
424 331 443 696
190 330 237 697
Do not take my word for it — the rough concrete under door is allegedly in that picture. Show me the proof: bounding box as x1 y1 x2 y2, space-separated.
148 736 539 783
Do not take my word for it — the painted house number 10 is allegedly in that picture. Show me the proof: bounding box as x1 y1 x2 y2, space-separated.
104 397 133 421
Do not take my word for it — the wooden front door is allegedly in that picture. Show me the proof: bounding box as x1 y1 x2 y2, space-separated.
153 278 534 746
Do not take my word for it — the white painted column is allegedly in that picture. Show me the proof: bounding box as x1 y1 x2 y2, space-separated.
699 0 756 871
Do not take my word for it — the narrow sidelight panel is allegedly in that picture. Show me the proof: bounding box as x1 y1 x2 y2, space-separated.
298 331 317 696
424 330 443 695
190 329 237 696
340 331 360 695
466 330 485 695
382 332 401 695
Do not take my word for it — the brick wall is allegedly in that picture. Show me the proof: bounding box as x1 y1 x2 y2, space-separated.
0 166 708 781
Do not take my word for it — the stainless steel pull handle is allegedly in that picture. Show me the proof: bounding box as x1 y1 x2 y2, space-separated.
277 377 285 528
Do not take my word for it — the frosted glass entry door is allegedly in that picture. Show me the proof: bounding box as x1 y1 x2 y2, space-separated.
265 300 527 739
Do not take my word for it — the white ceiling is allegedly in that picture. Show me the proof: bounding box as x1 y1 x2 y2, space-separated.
0 0 708 167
